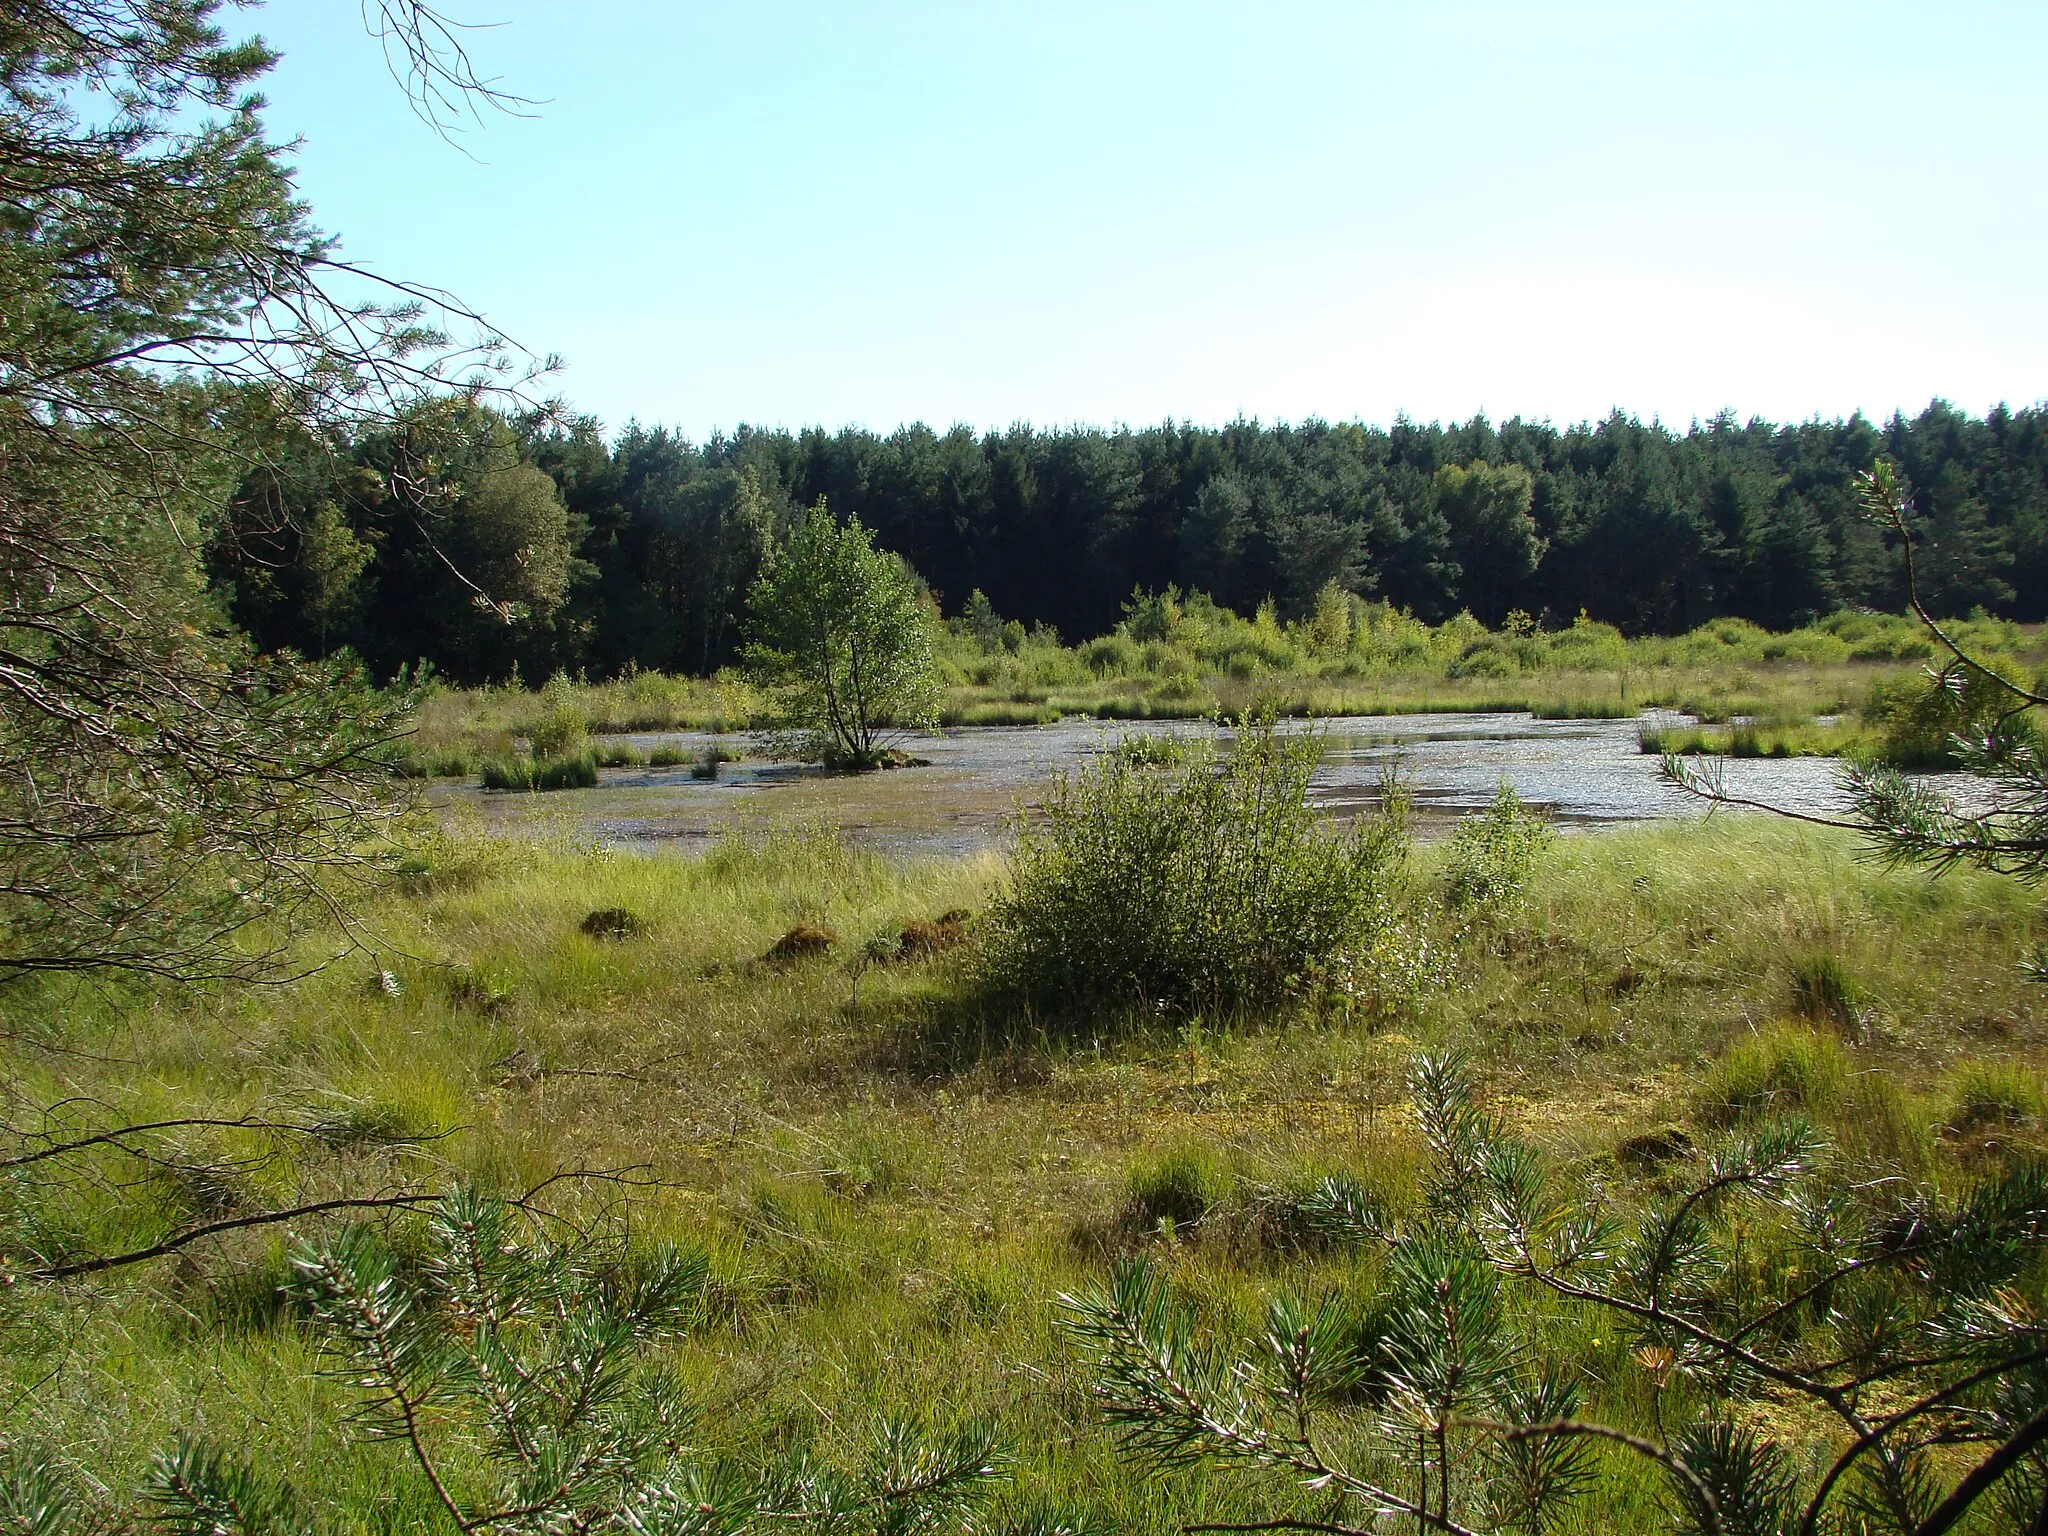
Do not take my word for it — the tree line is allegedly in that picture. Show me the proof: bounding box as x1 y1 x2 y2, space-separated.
209 396 2048 686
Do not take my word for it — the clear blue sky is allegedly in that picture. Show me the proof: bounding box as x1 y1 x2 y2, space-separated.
250 1 2047 440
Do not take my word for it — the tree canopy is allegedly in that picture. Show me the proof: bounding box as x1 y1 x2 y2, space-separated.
214 401 2048 685
743 503 938 768
0 1 509 983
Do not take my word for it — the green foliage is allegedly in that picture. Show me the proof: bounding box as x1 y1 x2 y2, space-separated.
462 464 577 627
479 749 599 791
0 1 485 982
1947 1061 2046 1133
1065 1048 2048 1536
1443 782 1554 916
147 1436 308 1536
1671 462 2048 895
1864 656 2039 769
981 715 1409 1017
241 398 2048 687
526 675 592 758
1107 732 1193 768
746 504 940 768
1436 461 1544 626
1122 1146 1229 1233
111 1192 1010 1536
1696 1026 1846 1125
1788 949 1863 1031
0 1446 76 1536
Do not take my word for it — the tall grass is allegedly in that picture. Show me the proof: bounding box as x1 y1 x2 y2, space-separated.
479 748 598 791
5 813 2045 1531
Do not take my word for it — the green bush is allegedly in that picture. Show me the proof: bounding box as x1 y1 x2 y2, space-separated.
1697 1026 1845 1125
1441 781 1553 915
981 713 1408 1016
524 691 590 760
1110 731 1192 768
1865 659 2040 769
1084 634 1139 677
1446 640 1520 680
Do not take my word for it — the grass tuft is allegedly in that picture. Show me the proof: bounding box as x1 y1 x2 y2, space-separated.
1945 1061 2046 1133
580 907 651 940
480 750 599 792
1122 1146 1230 1234
1697 1026 1847 1126
1789 950 1863 1034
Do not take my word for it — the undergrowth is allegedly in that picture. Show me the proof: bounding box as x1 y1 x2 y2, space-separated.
3 813 2045 1531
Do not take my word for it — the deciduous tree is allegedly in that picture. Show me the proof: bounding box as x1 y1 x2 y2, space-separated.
744 503 939 768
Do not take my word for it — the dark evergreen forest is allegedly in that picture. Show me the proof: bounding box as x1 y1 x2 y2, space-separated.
211 399 2048 685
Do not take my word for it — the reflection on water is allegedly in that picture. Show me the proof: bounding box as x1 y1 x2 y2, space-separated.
427 711 1871 859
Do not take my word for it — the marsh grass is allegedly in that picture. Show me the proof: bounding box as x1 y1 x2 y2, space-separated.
1696 1025 1847 1125
1789 948 1864 1033
410 611 2047 770
1637 717 1870 758
1946 1060 2047 1133
5 814 2047 1531
479 747 599 791
1121 1144 1232 1233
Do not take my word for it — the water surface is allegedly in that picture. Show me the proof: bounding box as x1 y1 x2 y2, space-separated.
429 711 1874 858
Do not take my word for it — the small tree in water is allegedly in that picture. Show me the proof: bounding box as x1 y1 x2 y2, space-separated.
744 503 940 769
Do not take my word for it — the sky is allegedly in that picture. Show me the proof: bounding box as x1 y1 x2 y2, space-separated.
249 1 2048 441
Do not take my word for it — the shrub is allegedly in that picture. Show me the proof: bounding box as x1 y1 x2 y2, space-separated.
1697 1026 1846 1125
981 713 1408 1017
1864 659 2039 769
1441 781 1552 915
1084 634 1139 677
1446 640 1520 679
1110 731 1192 768
524 677 590 759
